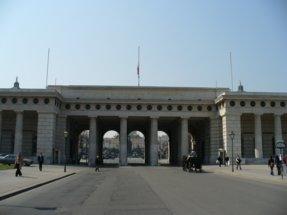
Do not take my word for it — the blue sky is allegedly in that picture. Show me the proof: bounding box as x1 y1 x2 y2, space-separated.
0 0 286 92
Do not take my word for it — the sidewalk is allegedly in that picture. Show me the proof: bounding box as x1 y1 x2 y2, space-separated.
204 165 287 186
0 165 85 200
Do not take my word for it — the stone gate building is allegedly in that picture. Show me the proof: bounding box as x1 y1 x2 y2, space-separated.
0 80 286 165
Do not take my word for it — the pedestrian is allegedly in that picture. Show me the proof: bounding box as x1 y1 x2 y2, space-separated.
15 153 23 177
37 152 44 171
95 155 100 172
235 154 242 170
275 155 282 176
225 156 230 166
217 156 223 167
283 155 287 176
268 156 275 175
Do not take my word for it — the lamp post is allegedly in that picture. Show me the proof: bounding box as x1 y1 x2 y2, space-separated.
64 131 68 172
229 131 235 172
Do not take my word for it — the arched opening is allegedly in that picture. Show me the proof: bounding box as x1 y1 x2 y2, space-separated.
102 130 119 164
188 132 205 162
78 130 89 165
158 131 170 165
127 131 145 165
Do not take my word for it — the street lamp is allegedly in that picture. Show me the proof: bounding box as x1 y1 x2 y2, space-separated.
229 131 235 172
64 131 68 172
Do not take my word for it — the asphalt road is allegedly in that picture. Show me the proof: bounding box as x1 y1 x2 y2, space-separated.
0 167 286 215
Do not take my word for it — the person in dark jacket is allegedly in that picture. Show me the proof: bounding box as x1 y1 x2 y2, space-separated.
268 156 275 175
217 156 223 167
275 155 282 176
15 153 23 177
37 153 44 171
95 155 100 172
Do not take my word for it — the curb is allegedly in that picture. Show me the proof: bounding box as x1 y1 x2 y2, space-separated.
212 170 287 186
0 172 76 201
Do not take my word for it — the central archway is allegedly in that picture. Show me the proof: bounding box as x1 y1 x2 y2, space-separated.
158 131 170 165
102 130 119 164
127 131 145 165
78 130 89 165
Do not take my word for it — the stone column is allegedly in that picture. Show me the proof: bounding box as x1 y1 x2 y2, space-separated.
178 117 188 164
88 117 97 167
221 113 242 158
56 115 67 164
14 111 23 155
254 114 263 158
120 117 127 166
149 117 158 166
37 112 56 164
274 114 283 155
274 114 283 141
210 116 221 163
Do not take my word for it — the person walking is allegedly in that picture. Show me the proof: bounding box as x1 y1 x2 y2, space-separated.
95 155 100 172
37 153 44 171
268 156 275 175
235 154 242 170
15 153 23 177
283 155 287 176
225 156 230 166
275 155 282 176
217 156 223 167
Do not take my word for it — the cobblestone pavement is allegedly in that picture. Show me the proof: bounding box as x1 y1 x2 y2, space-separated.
0 165 84 198
0 166 286 215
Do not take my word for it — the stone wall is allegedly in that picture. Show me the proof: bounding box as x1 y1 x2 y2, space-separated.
37 113 56 164
55 115 67 164
0 110 15 153
262 114 274 158
22 111 37 157
210 116 222 163
221 113 241 157
241 114 255 158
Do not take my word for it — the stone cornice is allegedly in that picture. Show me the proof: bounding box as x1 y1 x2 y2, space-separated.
62 99 216 105
215 92 287 104
0 89 63 100
48 84 229 92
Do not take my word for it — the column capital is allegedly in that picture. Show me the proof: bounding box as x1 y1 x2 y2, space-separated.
119 116 128 119
222 113 242 119
37 111 57 115
88 115 98 119
180 116 189 120
14 110 23 114
58 114 67 118
150 116 159 119
254 113 262 117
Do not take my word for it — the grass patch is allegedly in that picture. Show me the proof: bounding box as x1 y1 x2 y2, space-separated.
0 163 14 170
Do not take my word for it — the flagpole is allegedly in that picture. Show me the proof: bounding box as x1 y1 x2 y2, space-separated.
229 52 234 91
137 46 140 87
45 48 50 88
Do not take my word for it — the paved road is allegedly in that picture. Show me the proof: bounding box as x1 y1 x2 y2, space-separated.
0 167 286 215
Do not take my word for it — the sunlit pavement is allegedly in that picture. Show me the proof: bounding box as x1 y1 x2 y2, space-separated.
0 166 286 215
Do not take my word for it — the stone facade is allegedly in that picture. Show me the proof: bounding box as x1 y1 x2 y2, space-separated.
0 83 286 165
